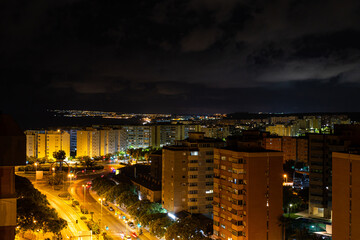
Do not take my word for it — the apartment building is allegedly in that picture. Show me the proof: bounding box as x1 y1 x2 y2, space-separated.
308 134 349 219
213 147 283 240
162 132 225 215
25 130 70 159
332 151 360 239
263 136 308 163
77 128 127 157
25 130 37 157
266 124 296 137
123 125 152 149
201 125 231 139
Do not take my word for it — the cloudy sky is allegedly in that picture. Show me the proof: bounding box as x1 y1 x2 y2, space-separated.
1 0 360 124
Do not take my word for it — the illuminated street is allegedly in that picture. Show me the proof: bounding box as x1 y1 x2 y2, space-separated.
69 176 158 240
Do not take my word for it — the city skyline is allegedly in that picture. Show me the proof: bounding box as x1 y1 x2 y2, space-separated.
2 1 360 239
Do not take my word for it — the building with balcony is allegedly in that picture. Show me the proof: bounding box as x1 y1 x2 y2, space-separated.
162 132 225 215
213 147 283 240
76 128 127 157
308 134 349 219
25 130 70 160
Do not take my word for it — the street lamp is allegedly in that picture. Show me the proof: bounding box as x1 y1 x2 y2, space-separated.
283 174 287 183
34 162 38 181
288 203 293 217
82 184 87 207
68 173 74 186
99 198 105 231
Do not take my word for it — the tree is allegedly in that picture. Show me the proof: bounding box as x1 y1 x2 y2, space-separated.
80 156 95 168
278 215 293 240
165 216 209 240
48 172 64 186
91 177 116 196
53 150 66 171
128 200 165 226
104 184 131 202
116 190 138 208
16 175 67 234
53 150 66 161
283 186 305 213
149 216 173 238
140 213 167 228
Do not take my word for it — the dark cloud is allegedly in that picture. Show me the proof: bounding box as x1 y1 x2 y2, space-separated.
1 0 360 125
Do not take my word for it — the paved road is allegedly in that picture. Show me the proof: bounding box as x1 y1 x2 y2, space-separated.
70 177 157 240
17 164 158 240
33 181 90 239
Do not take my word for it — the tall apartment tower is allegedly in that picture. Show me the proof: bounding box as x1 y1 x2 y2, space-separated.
100 129 116 156
77 128 128 157
332 152 360 239
115 128 127 151
123 125 152 149
76 129 100 157
213 147 283 240
308 134 348 219
162 132 225 215
25 130 37 157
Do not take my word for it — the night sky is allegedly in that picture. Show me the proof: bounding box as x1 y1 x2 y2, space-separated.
1 0 360 124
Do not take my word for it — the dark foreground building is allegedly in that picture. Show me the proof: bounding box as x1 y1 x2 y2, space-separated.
0 115 26 240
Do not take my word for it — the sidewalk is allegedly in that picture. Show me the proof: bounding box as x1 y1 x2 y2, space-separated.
295 210 332 223
88 189 159 240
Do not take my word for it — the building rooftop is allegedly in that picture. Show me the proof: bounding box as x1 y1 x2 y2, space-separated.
220 146 281 153
131 175 161 191
163 146 199 151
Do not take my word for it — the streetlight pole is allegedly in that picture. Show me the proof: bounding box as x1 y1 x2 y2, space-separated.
34 162 38 181
99 198 105 232
68 173 74 186
82 185 87 207
288 203 293 217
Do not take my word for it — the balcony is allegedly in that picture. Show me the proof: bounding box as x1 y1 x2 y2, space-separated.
232 194 245 200
232 204 244 211
231 183 246 190
232 163 245 169
232 214 244 221
232 224 245 232
232 173 245 179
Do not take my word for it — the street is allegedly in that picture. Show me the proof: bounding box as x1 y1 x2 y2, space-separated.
19 167 158 240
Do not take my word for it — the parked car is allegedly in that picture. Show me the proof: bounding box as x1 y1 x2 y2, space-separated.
103 202 109 206
109 206 114 211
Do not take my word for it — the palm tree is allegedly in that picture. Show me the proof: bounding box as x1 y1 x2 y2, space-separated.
278 215 292 240
53 150 66 171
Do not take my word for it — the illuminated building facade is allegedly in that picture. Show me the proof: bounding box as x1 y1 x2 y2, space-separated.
213 148 283 240
162 132 224 215
25 130 37 157
123 125 152 149
76 128 127 157
202 125 230 139
25 130 70 160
